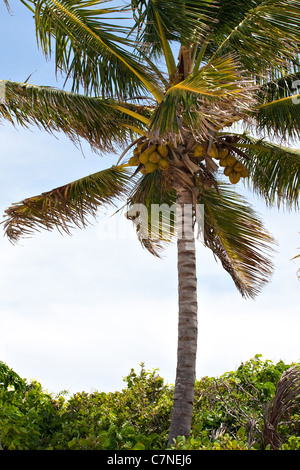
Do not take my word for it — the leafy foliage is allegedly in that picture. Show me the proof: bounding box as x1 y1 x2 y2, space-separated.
0 356 299 450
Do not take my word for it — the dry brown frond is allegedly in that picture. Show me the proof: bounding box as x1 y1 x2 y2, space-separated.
264 366 300 450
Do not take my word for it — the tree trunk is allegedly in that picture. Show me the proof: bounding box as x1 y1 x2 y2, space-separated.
168 188 198 445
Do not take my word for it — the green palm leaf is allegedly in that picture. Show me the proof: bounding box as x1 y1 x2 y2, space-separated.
230 134 300 209
257 71 300 102
253 92 300 141
205 0 300 77
130 1 213 71
3 165 133 243
150 55 256 139
199 183 275 298
21 0 164 101
0 80 150 153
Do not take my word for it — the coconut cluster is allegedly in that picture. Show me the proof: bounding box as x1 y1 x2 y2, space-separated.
127 138 249 186
193 142 249 184
128 142 170 174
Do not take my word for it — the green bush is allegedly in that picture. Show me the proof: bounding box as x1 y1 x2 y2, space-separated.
0 355 299 450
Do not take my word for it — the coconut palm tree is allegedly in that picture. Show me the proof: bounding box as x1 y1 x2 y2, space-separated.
1 0 300 444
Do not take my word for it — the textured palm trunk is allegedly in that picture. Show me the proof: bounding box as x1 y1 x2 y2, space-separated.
168 188 198 445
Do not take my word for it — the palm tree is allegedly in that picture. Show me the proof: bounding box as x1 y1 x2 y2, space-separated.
1 0 300 444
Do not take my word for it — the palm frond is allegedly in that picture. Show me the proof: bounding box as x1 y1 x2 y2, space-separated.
3 0 12 12
0 80 151 153
130 1 214 62
264 366 300 449
150 55 257 141
21 0 164 101
199 183 275 298
2 166 133 244
252 92 300 141
256 71 300 102
126 169 176 257
291 252 300 279
229 134 300 209
205 0 300 78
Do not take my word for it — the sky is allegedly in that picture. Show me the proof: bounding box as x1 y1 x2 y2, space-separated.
0 1 299 397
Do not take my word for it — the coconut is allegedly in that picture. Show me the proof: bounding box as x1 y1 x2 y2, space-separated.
158 158 170 170
240 167 250 178
145 162 158 173
194 143 207 158
234 161 245 172
144 144 157 156
225 154 237 167
218 147 229 159
157 144 169 158
137 142 145 153
229 171 241 184
224 166 233 176
149 152 161 163
208 143 219 159
128 155 139 166
219 159 227 167
139 152 149 164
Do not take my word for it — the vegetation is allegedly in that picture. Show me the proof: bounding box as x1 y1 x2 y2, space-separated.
1 355 299 451
1 0 300 442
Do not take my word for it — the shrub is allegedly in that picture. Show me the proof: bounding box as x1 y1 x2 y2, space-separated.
0 356 299 450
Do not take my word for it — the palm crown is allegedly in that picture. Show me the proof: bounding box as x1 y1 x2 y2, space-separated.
1 0 300 443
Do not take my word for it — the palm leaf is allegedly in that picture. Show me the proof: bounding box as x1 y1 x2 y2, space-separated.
150 55 257 140
205 0 300 78
21 0 164 101
256 71 300 102
128 175 275 297
198 183 275 298
3 166 133 243
126 170 176 257
253 92 300 141
0 80 151 153
230 134 300 209
130 1 213 66
291 252 300 279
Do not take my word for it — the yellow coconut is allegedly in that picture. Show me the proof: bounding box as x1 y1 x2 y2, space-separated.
194 143 207 158
208 143 219 159
144 144 157 156
224 166 233 176
219 159 227 167
149 151 161 163
128 155 140 166
229 171 241 184
233 161 245 172
157 144 169 158
225 154 237 167
137 142 145 153
240 167 250 178
145 162 158 173
140 166 147 175
139 152 149 164
218 147 229 159
158 158 170 170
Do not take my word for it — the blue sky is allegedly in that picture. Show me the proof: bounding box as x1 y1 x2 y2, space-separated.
0 1 299 396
